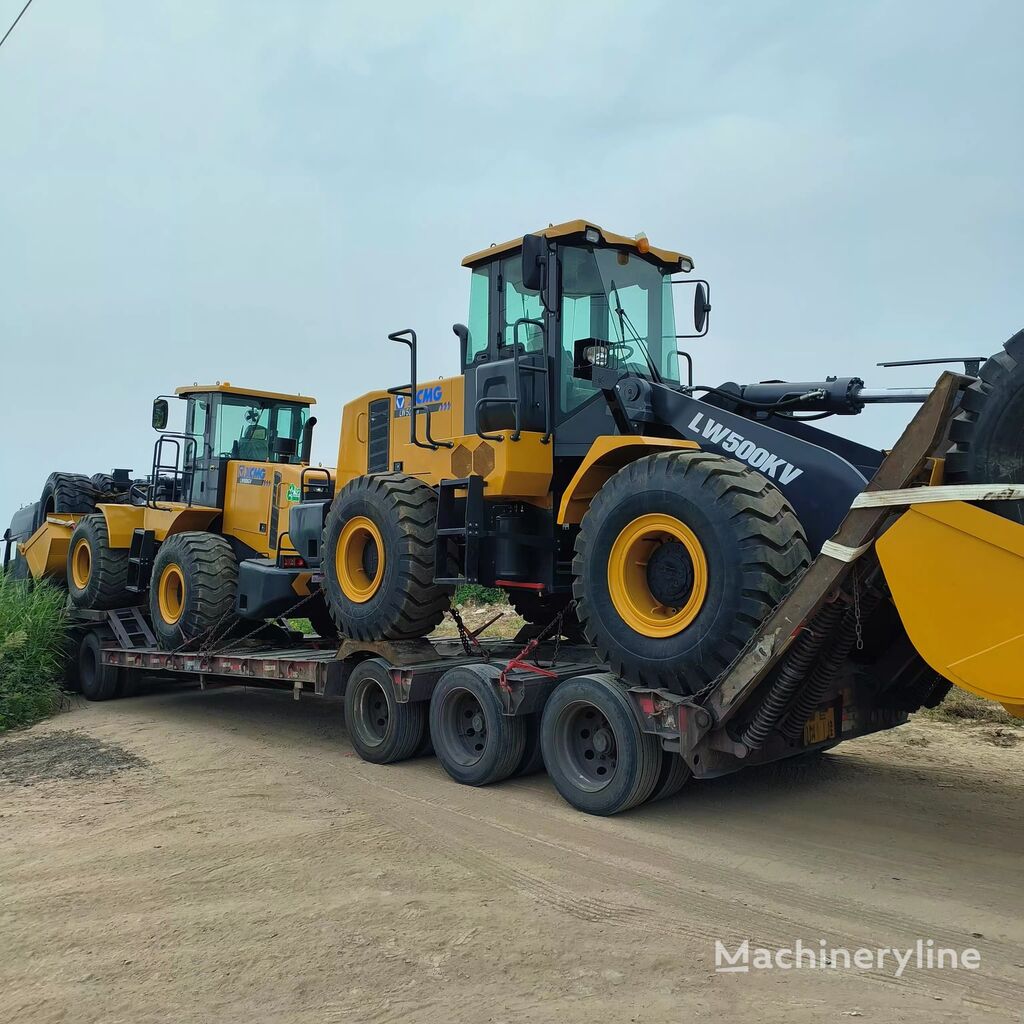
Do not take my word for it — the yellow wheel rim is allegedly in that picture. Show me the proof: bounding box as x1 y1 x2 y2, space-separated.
71 538 92 590
336 516 385 603
158 563 186 624
607 513 708 638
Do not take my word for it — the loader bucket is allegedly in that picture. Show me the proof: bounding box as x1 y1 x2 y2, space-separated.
19 515 82 581
876 500 1024 717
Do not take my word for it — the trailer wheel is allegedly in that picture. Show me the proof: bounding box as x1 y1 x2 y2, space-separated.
430 664 526 786
321 474 452 641
541 674 661 815
946 329 1024 520
67 514 133 610
513 712 546 778
573 451 810 694
77 630 122 701
344 658 425 763
149 532 238 650
650 750 691 802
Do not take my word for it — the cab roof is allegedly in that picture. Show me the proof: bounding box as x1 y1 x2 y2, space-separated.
174 383 316 405
461 219 694 273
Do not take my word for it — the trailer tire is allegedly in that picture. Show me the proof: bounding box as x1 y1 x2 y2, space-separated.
344 658 426 764
37 472 100 530
513 712 547 778
67 514 133 609
321 474 452 641
149 532 238 650
946 328 1024 521
651 750 691 802
573 451 810 695
77 630 122 701
430 664 526 786
541 673 661 815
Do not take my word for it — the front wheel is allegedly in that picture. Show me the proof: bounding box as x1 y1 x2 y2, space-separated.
149 533 238 650
573 451 810 694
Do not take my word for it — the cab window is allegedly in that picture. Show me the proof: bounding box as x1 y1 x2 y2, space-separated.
501 256 544 352
465 267 490 364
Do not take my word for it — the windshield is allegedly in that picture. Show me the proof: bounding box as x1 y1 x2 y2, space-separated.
187 395 308 464
560 246 679 390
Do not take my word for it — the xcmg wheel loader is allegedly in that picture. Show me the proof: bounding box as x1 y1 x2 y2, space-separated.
8 383 338 646
266 219 1023 717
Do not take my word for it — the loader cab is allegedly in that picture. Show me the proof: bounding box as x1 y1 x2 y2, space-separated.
161 384 314 507
458 221 700 453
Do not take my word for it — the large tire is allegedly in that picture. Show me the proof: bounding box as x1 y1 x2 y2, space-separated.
430 664 526 786
67 514 133 610
946 329 1024 522
76 630 123 701
540 673 661 815
149 532 238 650
37 472 100 529
344 658 426 764
573 451 810 695
321 474 452 640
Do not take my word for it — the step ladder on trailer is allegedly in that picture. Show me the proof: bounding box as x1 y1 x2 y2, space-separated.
105 607 157 650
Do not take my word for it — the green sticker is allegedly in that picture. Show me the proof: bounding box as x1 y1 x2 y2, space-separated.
286 484 301 502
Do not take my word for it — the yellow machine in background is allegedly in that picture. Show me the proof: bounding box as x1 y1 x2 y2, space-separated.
15 383 338 646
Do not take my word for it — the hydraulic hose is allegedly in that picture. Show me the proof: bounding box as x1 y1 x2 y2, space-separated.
739 600 845 750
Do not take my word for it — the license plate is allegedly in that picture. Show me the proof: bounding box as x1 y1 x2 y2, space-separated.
803 707 837 746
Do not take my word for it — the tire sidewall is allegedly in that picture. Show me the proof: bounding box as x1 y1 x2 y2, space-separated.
579 483 736 670
430 668 520 786
540 677 646 815
344 662 406 763
322 484 417 633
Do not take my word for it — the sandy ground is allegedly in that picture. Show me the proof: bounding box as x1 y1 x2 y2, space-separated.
1 682 1022 1024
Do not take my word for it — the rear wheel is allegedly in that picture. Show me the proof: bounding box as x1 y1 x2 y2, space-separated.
344 658 425 763
77 630 122 701
321 474 452 640
650 750 691 802
305 592 339 640
541 674 661 815
430 664 526 786
67 514 133 610
946 329 1024 521
573 451 810 694
149 532 238 650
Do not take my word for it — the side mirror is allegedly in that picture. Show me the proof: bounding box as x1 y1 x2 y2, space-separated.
693 281 711 333
452 323 470 366
152 398 168 431
521 234 546 292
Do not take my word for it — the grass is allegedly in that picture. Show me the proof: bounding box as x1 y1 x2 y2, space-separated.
0 575 69 733
918 687 1022 729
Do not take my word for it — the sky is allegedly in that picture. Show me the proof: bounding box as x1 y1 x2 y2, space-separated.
2 0 1022 522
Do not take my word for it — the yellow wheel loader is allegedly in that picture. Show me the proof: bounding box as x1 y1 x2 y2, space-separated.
9 383 337 647
263 220 1023 719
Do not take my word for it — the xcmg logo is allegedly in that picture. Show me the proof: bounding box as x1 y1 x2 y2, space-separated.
395 385 443 410
236 465 267 486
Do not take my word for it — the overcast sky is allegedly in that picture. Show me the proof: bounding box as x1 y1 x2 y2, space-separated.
2 0 1022 522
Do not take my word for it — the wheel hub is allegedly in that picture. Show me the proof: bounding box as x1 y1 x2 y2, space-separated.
646 540 696 608
554 702 619 792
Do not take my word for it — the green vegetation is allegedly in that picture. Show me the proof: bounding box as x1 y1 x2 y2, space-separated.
454 584 505 606
0 576 68 732
918 687 1022 728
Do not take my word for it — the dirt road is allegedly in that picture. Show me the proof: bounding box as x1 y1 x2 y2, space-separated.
2 681 1022 1023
